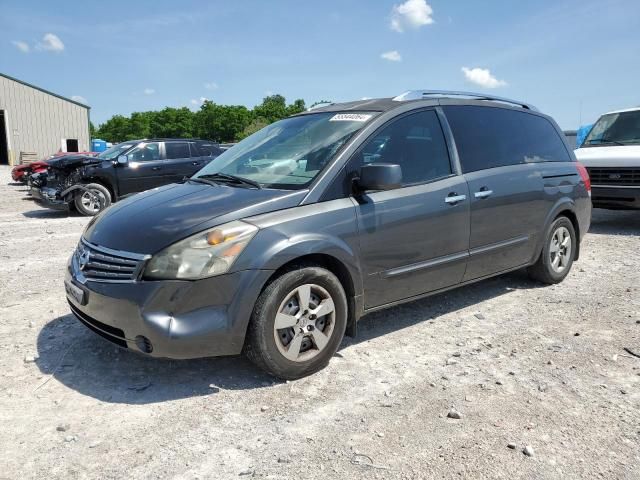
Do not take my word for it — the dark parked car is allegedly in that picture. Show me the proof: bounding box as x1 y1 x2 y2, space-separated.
65 91 591 379
33 139 222 215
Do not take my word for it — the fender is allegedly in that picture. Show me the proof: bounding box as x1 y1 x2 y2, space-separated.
240 230 364 297
531 197 580 263
60 184 98 199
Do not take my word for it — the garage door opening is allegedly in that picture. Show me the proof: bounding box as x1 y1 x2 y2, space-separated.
65 138 79 153
0 111 8 165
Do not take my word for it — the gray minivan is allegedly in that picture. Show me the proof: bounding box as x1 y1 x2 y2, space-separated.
65 91 592 379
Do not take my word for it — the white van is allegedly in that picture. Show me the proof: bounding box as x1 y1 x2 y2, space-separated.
575 107 640 209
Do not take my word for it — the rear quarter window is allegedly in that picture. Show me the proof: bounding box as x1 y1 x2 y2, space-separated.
443 105 571 173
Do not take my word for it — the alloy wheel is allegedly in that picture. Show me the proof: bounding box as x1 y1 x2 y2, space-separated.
549 226 572 273
273 283 336 362
80 190 104 213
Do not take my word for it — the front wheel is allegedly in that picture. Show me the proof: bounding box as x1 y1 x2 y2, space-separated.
528 216 576 284
244 266 348 380
74 183 111 216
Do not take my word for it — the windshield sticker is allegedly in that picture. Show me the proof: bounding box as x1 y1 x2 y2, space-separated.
329 113 373 122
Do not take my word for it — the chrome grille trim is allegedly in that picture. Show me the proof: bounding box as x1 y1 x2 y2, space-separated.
76 238 150 283
587 167 640 186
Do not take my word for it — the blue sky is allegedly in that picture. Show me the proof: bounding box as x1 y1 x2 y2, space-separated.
2 0 639 129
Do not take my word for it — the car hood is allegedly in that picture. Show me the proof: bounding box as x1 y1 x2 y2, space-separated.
575 145 640 167
84 182 307 254
47 154 103 170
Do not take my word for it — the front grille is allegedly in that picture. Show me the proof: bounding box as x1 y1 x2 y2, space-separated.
69 301 128 348
76 239 147 282
587 167 640 186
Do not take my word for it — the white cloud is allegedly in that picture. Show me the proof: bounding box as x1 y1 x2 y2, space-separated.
190 97 208 105
390 0 434 33
11 40 30 53
71 95 87 104
143 88 155 95
203 82 218 90
381 50 402 62
37 33 64 53
461 67 508 88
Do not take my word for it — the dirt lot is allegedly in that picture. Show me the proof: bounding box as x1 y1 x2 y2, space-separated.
0 165 638 480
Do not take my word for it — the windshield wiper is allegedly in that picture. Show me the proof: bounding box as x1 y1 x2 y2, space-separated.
199 173 262 189
185 177 219 187
587 139 626 146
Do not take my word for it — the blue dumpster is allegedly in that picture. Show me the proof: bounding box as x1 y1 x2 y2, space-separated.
91 139 107 152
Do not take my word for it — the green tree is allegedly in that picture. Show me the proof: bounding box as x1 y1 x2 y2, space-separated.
149 107 194 138
286 99 306 116
96 115 131 143
194 102 251 142
128 111 153 139
253 95 288 123
238 117 270 140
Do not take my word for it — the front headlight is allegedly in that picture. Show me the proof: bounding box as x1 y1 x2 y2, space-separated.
144 220 258 280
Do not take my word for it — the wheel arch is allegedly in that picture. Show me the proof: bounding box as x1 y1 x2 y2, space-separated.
81 177 116 201
533 198 581 263
256 251 362 337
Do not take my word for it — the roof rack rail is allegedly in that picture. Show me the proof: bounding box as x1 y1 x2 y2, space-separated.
307 101 334 111
392 90 538 111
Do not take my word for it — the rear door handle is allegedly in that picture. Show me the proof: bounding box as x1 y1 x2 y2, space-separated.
152 166 162 171
444 194 467 204
474 189 493 199
191 161 201 166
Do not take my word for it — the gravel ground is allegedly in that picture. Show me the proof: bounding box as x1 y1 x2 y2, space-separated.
1 165 639 480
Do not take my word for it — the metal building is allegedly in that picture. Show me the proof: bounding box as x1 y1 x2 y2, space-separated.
0 72 90 166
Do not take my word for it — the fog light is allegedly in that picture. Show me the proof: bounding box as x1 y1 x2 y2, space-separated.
135 335 153 354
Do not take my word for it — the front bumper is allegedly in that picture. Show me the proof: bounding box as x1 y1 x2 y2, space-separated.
32 187 70 211
11 169 26 182
591 185 640 210
65 250 273 359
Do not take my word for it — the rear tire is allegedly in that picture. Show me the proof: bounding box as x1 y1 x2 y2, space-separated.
74 183 111 216
244 266 348 380
527 216 576 284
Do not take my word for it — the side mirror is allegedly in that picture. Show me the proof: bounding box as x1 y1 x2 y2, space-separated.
117 154 128 164
357 163 402 192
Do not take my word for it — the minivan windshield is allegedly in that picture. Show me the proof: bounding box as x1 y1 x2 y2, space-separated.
97 142 136 160
194 112 377 189
583 110 640 146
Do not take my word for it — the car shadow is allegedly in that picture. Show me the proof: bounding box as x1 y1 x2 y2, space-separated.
348 269 540 346
35 314 278 404
588 209 640 236
22 209 73 219
35 270 540 404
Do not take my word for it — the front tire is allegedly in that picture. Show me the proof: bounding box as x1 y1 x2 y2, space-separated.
74 183 111 216
528 216 576 284
244 266 348 380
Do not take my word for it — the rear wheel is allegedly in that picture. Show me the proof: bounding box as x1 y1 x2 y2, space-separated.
244 266 347 379
528 216 576 284
74 183 111 216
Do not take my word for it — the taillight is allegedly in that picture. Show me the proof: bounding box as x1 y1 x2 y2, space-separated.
576 162 591 192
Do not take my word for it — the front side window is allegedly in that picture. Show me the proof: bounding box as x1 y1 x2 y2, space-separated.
97 142 136 160
583 110 640 146
444 106 571 173
128 142 160 162
194 112 377 189
350 110 452 185
165 142 191 160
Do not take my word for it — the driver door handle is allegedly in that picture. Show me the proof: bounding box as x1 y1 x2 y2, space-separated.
444 193 467 205
152 166 162 171
474 189 493 199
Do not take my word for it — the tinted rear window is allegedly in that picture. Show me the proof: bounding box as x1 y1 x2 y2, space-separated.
444 106 571 173
165 142 191 160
